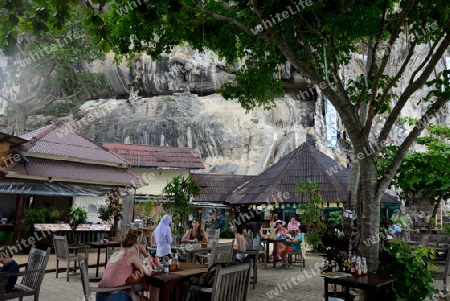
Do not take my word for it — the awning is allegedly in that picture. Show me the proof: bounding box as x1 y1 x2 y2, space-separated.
190 201 231 208
0 181 112 196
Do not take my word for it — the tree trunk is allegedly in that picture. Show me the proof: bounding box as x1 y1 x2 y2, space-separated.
357 152 381 272
428 197 441 233
14 105 26 136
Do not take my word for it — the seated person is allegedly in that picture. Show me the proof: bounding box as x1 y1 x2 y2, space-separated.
182 218 208 243
270 220 286 261
279 230 303 269
388 221 402 239
232 225 248 262
98 231 152 301
0 248 19 293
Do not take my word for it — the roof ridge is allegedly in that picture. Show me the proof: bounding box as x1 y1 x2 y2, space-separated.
56 123 131 166
103 142 200 151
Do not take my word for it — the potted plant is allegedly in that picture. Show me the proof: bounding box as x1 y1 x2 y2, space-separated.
67 206 87 244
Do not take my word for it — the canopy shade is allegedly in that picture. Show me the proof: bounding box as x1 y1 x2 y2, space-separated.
0 180 112 196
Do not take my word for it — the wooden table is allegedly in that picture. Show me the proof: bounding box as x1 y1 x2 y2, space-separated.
323 274 395 301
145 262 207 301
88 241 121 277
262 238 286 268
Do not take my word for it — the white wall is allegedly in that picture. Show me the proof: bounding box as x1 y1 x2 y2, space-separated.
132 168 190 196
73 196 107 224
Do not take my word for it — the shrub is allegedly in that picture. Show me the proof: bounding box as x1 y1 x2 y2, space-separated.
378 239 437 301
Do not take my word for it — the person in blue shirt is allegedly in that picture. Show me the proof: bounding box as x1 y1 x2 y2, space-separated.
0 248 19 293
388 221 402 239
279 230 303 269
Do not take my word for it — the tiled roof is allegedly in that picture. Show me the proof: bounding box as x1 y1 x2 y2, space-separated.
226 142 399 205
8 157 143 186
102 143 205 169
190 173 254 203
20 122 129 165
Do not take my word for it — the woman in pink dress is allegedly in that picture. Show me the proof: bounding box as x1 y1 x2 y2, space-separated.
287 217 300 232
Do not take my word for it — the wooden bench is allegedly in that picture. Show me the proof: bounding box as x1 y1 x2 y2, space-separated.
0 247 51 301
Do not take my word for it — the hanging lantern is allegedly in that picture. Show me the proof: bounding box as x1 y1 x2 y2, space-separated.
248 204 253 210
281 203 285 209
275 202 279 208
252 204 257 210
293 203 297 209
261 204 266 209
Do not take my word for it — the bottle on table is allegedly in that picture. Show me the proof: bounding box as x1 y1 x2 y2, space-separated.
350 255 356 274
355 256 361 276
174 253 180 269
361 257 368 276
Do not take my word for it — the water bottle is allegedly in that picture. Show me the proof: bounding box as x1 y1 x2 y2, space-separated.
174 253 179 269
350 255 356 274
361 257 368 276
164 263 169 273
355 256 361 276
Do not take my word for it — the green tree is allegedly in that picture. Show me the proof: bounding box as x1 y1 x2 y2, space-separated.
3 0 450 272
381 123 450 231
162 175 200 232
294 180 326 251
0 4 107 135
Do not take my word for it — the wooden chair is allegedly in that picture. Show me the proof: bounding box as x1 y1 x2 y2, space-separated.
78 259 137 301
53 235 87 281
0 247 51 301
206 229 220 243
236 233 259 289
211 262 252 301
207 241 234 268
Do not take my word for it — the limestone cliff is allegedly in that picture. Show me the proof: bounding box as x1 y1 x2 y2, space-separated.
65 93 319 175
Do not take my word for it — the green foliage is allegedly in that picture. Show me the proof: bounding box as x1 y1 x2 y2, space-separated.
18 206 60 249
219 216 235 239
390 215 409 229
36 98 85 117
162 96 174 103
162 175 200 228
326 210 343 230
305 232 322 252
317 229 350 272
379 240 437 301
67 206 87 231
294 180 326 251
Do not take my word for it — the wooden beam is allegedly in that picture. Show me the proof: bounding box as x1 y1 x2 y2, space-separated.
14 194 24 243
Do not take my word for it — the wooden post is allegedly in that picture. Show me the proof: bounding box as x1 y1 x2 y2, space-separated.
200 208 205 231
14 194 24 243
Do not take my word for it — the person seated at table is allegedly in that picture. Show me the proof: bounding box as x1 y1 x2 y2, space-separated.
279 229 303 269
98 231 152 301
270 220 286 262
388 220 402 239
251 222 266 263
232 224 248 262
181 218 208 244
287 217 300 232
0 247 19 293
128 229 151 260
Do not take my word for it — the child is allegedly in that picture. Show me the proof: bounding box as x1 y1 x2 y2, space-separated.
0 247 19 293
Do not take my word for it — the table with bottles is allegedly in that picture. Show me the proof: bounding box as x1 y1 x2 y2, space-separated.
323 273 395 301
145 261 207 301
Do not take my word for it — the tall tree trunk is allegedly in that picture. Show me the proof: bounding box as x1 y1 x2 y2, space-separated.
357 153 380 272
14 105 26 136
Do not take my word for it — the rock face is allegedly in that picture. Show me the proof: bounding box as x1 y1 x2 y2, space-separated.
70 94 318 175
88 46 236 97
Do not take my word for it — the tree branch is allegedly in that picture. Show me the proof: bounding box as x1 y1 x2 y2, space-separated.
377 32 450 145
377 97 449 194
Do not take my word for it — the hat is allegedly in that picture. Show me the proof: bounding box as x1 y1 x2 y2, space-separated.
274 220 286 226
